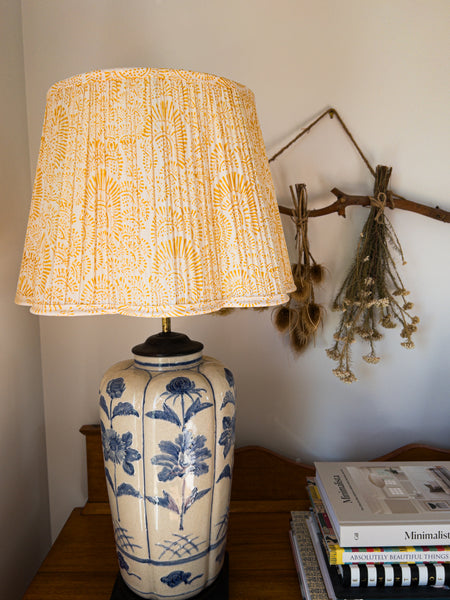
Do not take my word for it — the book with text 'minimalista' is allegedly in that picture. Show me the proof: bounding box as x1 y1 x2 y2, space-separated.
314 461 450 548
306 478 450 565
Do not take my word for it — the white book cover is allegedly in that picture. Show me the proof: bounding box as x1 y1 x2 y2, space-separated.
314 461 450 547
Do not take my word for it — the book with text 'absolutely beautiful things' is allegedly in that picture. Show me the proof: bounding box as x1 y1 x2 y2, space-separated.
314 461 450 548
307 478 450 565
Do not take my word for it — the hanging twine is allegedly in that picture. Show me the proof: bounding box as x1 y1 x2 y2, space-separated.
370 191 395 223
368 166 395 223
269 108 376 178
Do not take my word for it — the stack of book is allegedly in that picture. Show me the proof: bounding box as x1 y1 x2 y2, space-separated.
290 460 450 600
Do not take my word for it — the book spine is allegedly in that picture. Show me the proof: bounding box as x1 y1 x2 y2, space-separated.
289 530 310 600
290 514 335 600
338 524 450 549
332 546 450 565
338 562 450 588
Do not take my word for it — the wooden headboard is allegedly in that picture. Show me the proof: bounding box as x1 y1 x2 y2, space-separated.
80 424 450 508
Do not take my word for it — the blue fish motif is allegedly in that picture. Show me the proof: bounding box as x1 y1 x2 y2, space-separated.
160 570 202 588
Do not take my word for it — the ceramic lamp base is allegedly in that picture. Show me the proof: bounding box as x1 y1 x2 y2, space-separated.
110 553 229 600
100 331 235 599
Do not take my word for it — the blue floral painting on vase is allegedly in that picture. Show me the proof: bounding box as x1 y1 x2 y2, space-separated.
100 377 141 520
146 377 213 531
216 370 236 483
160 570 202 588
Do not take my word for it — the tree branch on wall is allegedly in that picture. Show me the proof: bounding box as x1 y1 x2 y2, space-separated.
271 108 450 224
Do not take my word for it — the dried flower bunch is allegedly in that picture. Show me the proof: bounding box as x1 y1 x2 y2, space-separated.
326 166 419 383
274 184 324 352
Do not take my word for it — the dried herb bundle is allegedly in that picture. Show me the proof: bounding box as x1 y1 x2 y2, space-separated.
326 166 419 383
275 184 324 352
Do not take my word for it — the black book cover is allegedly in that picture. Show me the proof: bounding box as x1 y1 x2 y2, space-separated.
321 537 450 598
327 562 450 599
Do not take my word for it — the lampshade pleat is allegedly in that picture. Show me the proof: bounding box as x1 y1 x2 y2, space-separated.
16 68 294 316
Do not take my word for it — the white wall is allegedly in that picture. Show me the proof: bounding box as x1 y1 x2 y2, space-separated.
0 0 50 596
21 0 450 540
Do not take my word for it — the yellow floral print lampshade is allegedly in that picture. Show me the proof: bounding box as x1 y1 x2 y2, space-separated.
16 68 294 316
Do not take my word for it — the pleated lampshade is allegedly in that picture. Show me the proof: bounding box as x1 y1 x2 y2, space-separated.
16 68 294 316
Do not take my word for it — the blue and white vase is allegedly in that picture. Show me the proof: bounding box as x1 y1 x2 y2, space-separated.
99 337 235 599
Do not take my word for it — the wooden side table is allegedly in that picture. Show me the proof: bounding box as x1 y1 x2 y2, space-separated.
23 427 450 600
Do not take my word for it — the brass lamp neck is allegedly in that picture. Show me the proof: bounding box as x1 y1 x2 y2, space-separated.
162 317 171 333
